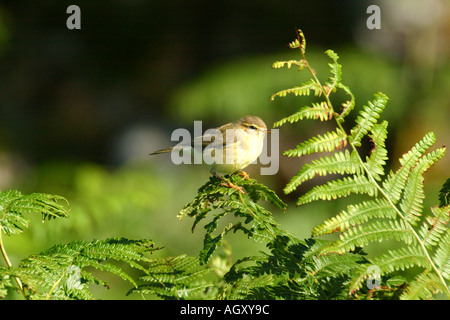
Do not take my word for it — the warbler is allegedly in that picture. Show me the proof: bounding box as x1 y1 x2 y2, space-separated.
150 115 269 192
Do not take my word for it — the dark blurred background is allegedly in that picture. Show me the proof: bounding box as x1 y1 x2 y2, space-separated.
0 0 448 299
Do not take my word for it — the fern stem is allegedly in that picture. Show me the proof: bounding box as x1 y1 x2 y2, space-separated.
300 49 450 298
0 224 27 299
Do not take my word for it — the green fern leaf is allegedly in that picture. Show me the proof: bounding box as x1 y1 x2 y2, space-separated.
284 149 362 194
336 83 356 122
200 222 234 265
179 175 286 265
271 59 307 70
401 272 445 300
0 190 68 236
291 29 306 53
333 220 414 253
347 246 429 294
271 29 449 299
312 198 397 236
372 246 430 273
296 175 377 205
382 132 437 204
419 205 450 249
324 49 342 92
399 148 446 225
439 178 450 207
283 128 347 158
350 92 388 147
365 121 389 181
130 255 214 299
432 231 450 280
269 79 322 102
274 102 332 127
16 238 157 299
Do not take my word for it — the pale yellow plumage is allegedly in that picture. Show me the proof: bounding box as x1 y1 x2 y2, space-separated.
150 115 269 192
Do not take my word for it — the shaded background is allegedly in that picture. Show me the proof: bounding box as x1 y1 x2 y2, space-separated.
0 0 449 299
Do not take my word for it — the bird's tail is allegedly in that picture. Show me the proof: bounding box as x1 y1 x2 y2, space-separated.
149 147 173 155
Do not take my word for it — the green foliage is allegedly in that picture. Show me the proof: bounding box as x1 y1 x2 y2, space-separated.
223 236 370 300
0 190 161 300
272 29 449 299
439 178 450 208
2 30 448 300
178 174 288 265
177 175 379 300
0 190 68 236
129 254 216 300
15 237 158 300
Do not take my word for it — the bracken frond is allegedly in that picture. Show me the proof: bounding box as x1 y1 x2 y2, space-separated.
350 92 388 147
284 149 361 194
296 175 377 205
382 132 437 204
269 79 322 102
273 102 332 127
312 198 397 236
332 220 415 253
399 148 446 225
283 128 347 158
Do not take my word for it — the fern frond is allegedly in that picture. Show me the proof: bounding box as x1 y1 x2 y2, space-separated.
432 231 450 280
439 178 450 207
283 128 347 158
382 133 436 206
200 222 234 265
399 148 446 225
401 272 445 300
333 220 414 253
224 236 368 300
271 60 307 70
350 92 388 147
296 175 377 205
372 246 430 274
312 199 397 236
347 246 429 294
419 205 450 249
274 102 332 127
18 238 157 299
271 29 449 299
130 255 214 300
324 49 342 92
336 83 356 122
178 175 288 265
284 150 362 194
0 190 68 235
365 121 389 181
291 28 306 54
269 79 322 102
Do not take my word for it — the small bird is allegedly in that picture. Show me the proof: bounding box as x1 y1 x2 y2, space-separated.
150 115 269 192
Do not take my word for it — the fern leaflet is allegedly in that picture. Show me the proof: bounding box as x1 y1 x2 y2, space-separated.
350 92 388 147
283 128 347 158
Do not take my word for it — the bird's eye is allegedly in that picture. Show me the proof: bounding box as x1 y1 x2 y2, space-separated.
249 125 257 130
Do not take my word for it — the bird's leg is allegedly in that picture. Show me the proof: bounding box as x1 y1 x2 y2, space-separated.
238 171 250 181
213 173 245 194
